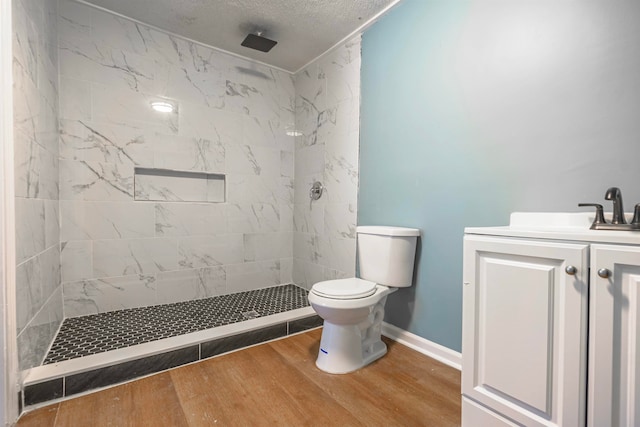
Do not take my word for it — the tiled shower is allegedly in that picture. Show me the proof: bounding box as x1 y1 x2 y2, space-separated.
14 0 361 374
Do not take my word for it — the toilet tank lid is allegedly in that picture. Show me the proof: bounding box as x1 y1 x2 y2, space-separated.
356 226 420 237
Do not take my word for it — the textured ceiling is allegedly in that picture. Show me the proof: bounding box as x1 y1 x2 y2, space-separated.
82 0 399 72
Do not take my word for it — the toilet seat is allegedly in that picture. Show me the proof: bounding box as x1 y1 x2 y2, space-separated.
311 278 377 300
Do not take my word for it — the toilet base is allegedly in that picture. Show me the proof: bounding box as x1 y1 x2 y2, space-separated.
314 298 388 374
315 322 388 374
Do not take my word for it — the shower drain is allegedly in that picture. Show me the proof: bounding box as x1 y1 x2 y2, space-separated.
242 310 261 319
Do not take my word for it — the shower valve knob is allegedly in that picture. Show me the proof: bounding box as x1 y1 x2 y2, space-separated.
309 181 323 201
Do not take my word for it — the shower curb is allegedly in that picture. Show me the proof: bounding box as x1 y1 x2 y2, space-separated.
20 308 321 410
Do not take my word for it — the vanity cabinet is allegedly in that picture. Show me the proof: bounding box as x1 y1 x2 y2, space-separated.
462 233 640 427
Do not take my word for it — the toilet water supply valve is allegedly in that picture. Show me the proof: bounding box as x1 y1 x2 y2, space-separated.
579 187 640 231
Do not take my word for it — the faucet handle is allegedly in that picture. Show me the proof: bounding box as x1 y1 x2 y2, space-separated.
632 204 640 225
578 203 607 228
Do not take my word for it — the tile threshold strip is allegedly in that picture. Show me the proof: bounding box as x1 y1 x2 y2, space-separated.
22 306 320 409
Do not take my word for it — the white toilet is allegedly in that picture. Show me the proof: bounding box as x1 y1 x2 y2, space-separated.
308 225 420 374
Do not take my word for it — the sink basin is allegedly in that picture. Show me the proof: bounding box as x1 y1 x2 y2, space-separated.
509 212 595 229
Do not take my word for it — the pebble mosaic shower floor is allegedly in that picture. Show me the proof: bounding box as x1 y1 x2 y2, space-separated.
44 284 310 364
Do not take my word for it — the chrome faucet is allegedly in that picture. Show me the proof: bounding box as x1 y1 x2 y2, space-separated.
604 187 626 224
579 187 639 231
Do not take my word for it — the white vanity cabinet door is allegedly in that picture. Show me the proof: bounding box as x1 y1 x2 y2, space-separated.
588 244 640 427
462 235 589 427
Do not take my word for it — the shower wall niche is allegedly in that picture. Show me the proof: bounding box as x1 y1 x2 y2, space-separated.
58 0 295 318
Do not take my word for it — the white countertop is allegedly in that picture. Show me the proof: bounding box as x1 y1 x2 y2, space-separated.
465 212 640 245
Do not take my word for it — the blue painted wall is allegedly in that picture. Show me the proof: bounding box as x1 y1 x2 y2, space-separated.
359 0 640 351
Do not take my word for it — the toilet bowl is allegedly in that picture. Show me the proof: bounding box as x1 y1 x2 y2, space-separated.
308 226 420 374
308 278 397 374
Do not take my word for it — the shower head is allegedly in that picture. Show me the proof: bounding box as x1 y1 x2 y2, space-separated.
241 33 277 52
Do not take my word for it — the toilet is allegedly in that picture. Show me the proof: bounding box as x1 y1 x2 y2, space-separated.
308 226 420 374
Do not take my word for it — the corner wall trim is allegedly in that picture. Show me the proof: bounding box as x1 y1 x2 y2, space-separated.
382 322 461 371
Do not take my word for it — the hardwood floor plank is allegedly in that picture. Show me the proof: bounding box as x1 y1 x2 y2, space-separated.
15 404 59 427
17 330 461 427
269 330 461 426
53 372 189 427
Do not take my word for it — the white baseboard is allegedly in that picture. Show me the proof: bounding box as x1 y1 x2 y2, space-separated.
382 322 461 371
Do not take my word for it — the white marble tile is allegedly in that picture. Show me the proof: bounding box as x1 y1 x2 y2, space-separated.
293 202 325 235
319 235 356 275
226 144 281 177
59 77 91 121
323 152 359 204
292 259 324 291
294 98 322 150
294 143 325 176
152 132 225 174
225 260 281 293
15 197 45 264
59 33 156 94
321 99 360 164
244 232 293 262
92 238 177 277
14 133 40 199
91 83 178 134
37 145 59 200
40 245 61 302
61 201 155 241
58 0 92 42
59 159 135 201
59 119 152 165
178 101 240 146
16 256 42 333
89 8 160 58
61 240 93 283
17 308 53 370
13 58 40 145
293 232 322 265
156 267 226 304
155 203 227 237
161 40 227 108
281 150 294 178
59 200 89 241
279 203 294 232
177 234 244 269
242 115 293 150
280 258 293 284
226 203 280 233
324 203 357 240
226 174 282 205
295 62 326 111
12 0 38 86
63 274 157 317
323 37 362 106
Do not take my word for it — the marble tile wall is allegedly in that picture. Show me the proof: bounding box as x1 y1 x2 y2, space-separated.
58 0 295 317
13 0 62 370
292 38 361 289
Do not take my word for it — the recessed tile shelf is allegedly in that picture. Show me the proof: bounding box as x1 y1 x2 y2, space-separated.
134 167 225 203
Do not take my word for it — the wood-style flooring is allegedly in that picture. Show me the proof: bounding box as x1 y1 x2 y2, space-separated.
17 329 461 426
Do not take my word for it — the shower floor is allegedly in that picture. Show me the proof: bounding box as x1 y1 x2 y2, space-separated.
44 284 311 364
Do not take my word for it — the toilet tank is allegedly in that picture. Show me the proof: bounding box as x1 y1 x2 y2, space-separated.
356 226 420 287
